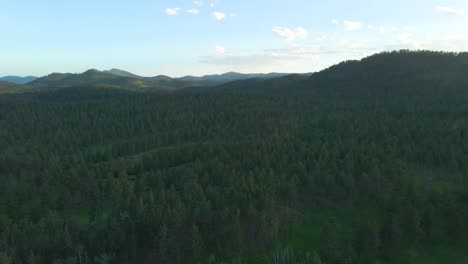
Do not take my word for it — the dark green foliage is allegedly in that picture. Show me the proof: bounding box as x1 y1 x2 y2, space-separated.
0 81 24 94
191 224 204 263
355 221 379 264
0 51 467 263
310 251 322 264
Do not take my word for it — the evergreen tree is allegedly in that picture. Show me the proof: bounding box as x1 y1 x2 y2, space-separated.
191 224 204 262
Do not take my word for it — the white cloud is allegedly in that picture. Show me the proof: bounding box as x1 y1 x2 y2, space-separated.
165 8 180 15
367 25 385 34
426 36 468 51
187 9 199 15
210 3 215 8
212 11 226 20
399 33 411 44
200 45 321 67
434 6 463 16
285 45 321 58
384 34 468 52
215 45 226 54
272 26 308 41
343 21 362 31
399 33 422 49
331 20 339 25
193 0 203 6
316 34 328 41
339 39 379 57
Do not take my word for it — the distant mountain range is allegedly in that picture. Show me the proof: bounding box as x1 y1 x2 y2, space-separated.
1 51 468 96
28 69 183 90
178 72 291 85
0 70 294 91
0 76 38 84
27 69 207 91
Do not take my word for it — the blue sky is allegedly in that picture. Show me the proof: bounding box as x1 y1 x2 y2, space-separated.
1 0 467 77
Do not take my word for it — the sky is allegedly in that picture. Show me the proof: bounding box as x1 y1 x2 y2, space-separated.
1 0 467 77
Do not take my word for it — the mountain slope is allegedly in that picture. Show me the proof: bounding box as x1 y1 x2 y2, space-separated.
102 69 292 85
30 70 129 88
104 69 141 78
308 50 468 90
4 70 300 92
0 80 20 89
219 50 468 96
179 71 291 85
0 81 26 94
29 69 200 91
0 76 38 84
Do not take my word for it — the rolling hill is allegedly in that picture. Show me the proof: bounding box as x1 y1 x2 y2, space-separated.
4 51 468 95
23 69 298 91
0 75 38 84
0 81 27 94
29 69 200 91
103 68 141 78
29 69 144 88
178 71 292 85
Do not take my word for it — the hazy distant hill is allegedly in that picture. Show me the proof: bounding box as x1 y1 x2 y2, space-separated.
30 69 131 88
0 76 38 84
26 69 294 91
103 69 292 85
29 69 200 91
178 71 291 85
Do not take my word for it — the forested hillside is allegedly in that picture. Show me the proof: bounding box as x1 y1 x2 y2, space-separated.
0 51 467 264
0 81 25 94
28 70 196 91
19 70 290 92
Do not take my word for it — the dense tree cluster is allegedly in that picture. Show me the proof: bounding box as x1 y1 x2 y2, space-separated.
0 51 467 263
